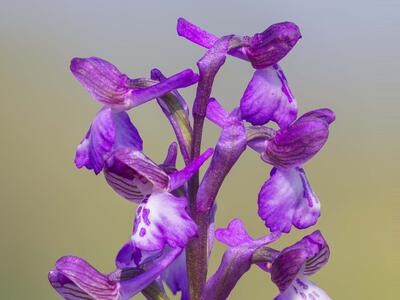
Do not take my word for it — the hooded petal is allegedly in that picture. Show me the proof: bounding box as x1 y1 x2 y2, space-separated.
275 276 331 300
240 65 297 128
245 22 301 69
271 231 330 293
75 107 142 174
258 167 320 233
104 148 169 203
132 190 197 251
53 256 119 300
48 270 94 300
262 109 332 168
71 57 198 110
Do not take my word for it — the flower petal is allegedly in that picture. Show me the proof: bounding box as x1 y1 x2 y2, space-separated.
240 65 297 128
258 167 320 233
71 57 199 110
75 107 142 174
132 190 197 251
262 110 331 168
48 270 94 300
168 147 213 191
104 148 169 203
215 218 253 247
161 250 190 300
271 231 330 293
70 57 131 108
206 98 229 127
54 256 119 300
274 277 332 300
245 22 301 69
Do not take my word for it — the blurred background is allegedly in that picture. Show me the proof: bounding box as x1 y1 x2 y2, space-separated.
1 0 399 299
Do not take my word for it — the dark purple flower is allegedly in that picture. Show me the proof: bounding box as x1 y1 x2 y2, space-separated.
245 22 301 69
104 146 213 251
71 57 199 111
261 109 333 168
49 248 182 300
271 231 331 299
75 107 143 174
240 65 298 127
177 18 301 68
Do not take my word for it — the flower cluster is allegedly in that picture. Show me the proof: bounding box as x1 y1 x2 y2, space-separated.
49 18 335 300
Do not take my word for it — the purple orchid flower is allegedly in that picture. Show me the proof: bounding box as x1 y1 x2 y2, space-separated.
70 57 199 111
271 230 331 300
206 99 335 233
51 18 336 299
177 18 300 128
49 247 182 300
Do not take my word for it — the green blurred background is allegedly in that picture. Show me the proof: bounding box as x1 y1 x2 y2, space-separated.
1 1 399 299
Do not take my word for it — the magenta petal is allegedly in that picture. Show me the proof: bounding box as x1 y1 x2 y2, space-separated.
262 110 330 168
104 148 169 202
215 218 253 247
168 147 213 191
132 191 197 251
54 256 119 299
128 69 199 110
70 57 132 108
245 22 301 69
240 65 297 127
48 270 93 300
75 108 142 174
206 98 229 127
258 167 320 233
271 231 330 293
161 250 190 300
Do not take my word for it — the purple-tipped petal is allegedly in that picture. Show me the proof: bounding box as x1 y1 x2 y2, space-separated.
161 250 190 300
215 218 253 247
271 231 330 293
262 110 330 168
132 191 197 251
71 57 198 111
48 270 93 300
168 147 213 191
128 69 199 110
75 108 142 174
274 277 332 300
206 98 229 127
70 57 132 108
104 148 169 203
298 108 336 125
245 22 301 69
240 65 297 128
54 256 119 300
197 109 247 212
258 167 320 233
